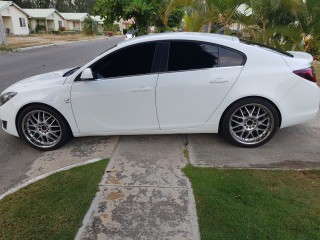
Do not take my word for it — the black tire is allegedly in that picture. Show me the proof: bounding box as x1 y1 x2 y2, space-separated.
17 104 71 151
221 98 280 148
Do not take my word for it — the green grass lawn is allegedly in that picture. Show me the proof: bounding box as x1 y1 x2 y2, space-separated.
0 159 108 240
183 166 320 240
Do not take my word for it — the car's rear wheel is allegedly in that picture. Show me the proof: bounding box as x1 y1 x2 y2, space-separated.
221 98 279 148
17 105 71 151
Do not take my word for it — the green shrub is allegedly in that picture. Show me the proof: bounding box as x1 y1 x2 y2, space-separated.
35 25 46 33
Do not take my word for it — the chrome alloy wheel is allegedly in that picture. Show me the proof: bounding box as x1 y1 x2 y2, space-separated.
21 110 62 149
229 104 274 145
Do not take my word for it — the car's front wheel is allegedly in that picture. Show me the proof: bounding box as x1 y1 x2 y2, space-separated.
221 98 280 148
17 105 71 151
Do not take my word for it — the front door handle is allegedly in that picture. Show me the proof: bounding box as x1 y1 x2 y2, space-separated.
133 87 152 93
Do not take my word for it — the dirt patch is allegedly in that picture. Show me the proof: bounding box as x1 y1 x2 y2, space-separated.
7 34 108 49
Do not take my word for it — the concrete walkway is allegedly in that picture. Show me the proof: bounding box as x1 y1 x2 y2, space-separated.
77 135 200 240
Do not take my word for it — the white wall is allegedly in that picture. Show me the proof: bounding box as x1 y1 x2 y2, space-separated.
53 12 64 31
66 20 81 31
0 5 29 35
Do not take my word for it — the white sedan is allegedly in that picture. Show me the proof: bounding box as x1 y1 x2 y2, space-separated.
1 33 319 150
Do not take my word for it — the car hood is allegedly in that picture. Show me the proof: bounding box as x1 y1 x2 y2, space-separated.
2 68 72 93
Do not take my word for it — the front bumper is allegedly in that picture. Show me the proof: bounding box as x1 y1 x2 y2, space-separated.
0 101 20 137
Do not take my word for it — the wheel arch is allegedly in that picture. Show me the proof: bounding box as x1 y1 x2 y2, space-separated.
15 102 74 137
218 96 282 134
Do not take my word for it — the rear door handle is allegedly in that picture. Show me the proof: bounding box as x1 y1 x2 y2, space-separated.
209 78 228 84
133 87 152 93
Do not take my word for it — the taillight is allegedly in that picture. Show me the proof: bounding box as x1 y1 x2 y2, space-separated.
293 67 317 83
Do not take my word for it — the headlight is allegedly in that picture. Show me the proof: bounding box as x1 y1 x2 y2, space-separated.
0 92 17 106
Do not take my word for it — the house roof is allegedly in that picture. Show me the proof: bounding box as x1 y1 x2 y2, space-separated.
23 8 64 19
60 12 88 21
0 1 11 11
0 1 31 17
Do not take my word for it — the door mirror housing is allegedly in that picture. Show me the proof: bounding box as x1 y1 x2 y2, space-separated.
80 68 94 80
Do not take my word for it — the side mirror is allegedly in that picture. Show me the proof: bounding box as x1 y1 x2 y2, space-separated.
80 68 94 80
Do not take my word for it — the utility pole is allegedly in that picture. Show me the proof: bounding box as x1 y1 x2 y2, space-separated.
0 12 8 47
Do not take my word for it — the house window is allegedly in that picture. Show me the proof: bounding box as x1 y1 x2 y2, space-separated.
58 21 62 28
73 21 76 28
19 18 26 27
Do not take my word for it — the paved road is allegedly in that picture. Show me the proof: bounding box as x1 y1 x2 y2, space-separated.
0 37 123 194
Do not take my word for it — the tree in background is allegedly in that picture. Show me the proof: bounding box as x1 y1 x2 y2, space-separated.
13 0 96 13
93 0 184 35
83 17 98 35
93 0 158 36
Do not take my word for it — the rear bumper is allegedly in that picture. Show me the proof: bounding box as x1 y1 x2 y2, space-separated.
279 80 320 128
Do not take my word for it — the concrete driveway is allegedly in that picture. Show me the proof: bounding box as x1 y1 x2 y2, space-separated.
188 112 320 169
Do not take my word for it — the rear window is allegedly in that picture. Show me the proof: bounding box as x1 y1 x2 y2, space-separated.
168 41 219 72
219 47 245 67
240 39 294 58
167 41 245 72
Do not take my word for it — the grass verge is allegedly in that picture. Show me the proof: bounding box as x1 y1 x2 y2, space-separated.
0 46 14 52
183 165 320 240
0 159 108 240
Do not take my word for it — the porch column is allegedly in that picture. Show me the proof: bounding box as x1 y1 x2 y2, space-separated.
0 13 8 47
45 19 48 32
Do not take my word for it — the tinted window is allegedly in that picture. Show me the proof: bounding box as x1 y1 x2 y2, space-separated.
219 47 245 67
168 41 219 72
92 43 156 78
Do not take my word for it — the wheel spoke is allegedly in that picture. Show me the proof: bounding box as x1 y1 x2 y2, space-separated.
240 108 245 118
231 119 243 125
244 107 250 116
233 114 244 119
251 106 256 116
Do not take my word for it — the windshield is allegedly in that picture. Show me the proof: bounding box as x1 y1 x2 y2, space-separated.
240 39 294 58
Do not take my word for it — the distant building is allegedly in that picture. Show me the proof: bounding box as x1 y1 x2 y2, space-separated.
60 13 89 31
0 1 30 35
23 8 65 32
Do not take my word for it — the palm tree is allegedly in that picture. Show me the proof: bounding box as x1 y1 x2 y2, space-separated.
83 17 98 35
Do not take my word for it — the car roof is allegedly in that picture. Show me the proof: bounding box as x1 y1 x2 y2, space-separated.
117 32 239 48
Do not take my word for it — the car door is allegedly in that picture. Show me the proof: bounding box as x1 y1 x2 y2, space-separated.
156 41 245 129
71 42 160 133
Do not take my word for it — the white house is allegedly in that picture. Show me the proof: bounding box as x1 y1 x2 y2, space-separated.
23 8 65 32
60 13 89 31
0 1 30 35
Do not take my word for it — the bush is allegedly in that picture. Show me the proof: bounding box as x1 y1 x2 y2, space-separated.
35 25 46 33
51 30 60 35
59 26 66 31
83 17 98 35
